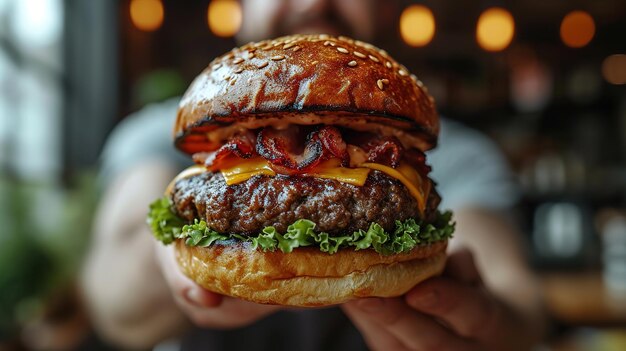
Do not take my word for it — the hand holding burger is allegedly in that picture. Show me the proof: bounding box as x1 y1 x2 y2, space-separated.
342 248 539 351
153 240 282 329
148 34 454 307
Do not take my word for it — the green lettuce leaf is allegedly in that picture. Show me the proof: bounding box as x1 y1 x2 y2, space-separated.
147 197 185 244
147 197 455 255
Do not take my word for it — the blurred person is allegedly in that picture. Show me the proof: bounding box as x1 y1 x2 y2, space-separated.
82 0 545 350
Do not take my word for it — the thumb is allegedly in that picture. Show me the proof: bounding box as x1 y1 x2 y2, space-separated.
444 248 482 285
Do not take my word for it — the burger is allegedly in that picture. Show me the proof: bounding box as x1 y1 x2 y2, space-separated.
147 34 454 307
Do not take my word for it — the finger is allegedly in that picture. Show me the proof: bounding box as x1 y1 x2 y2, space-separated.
444 248 482 285
406 277 503 341
343 298 479 351
341 300 412 351
182 296 282 329
213 297 283 328
155 243 223 308
154 243 282 328
182 285 223 308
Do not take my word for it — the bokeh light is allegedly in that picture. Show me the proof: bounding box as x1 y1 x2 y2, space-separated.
400 5 436 47
602 54 626 85
476 7 515 52
207 0 242 38
129 0 164 32
560 11 595 48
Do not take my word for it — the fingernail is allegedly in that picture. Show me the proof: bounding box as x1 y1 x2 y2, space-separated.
409 290 438 309
355 298 384 312
183 288 205 307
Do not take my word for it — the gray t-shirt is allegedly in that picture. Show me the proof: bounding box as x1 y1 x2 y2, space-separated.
100 98 519 211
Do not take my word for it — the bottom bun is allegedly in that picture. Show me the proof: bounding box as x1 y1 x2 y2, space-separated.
175 239 447 307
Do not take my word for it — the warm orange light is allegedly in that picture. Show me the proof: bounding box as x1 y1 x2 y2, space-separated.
560 11 595 48
602 54 626 85
130 0 164 32
476 8 515 52
400 5 435 47
207 0 242 37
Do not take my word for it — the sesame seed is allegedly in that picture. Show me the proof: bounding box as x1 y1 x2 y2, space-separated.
257 61 269 69
283 43 295 49
311 60 319 65
368 55 380 63
234 67 244 74
337 47 349 54
319 34 329 39
381 78 390 84
271 55 285 61
233 57 244 64
348 60 357 67
410 74 417 82
292 46 301 52
323 41 332 46
353 51 366 58
385 61 392 68
213 63 222 70
377 79 385 90
398 69 408 76
247 52 255 59
224 75 231 80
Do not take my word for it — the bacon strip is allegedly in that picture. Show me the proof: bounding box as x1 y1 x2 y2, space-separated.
317 126 349 166
193 125 358 174
194 131 256 171
360 136 404 168
256 126 324 174
403 149 432 175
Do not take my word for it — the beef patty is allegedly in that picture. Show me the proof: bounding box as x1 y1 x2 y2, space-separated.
170 171 440 236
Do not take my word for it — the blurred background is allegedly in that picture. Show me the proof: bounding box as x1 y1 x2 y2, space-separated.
0 0 625 350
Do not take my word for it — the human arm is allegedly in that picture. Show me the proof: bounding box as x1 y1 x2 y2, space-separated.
81 159 279 348
81 160 187 348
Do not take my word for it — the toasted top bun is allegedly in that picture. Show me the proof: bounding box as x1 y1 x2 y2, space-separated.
174 34 438 154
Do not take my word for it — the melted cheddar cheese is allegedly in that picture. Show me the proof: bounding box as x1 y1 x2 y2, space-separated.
302 159 371 186
221 158 276 185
